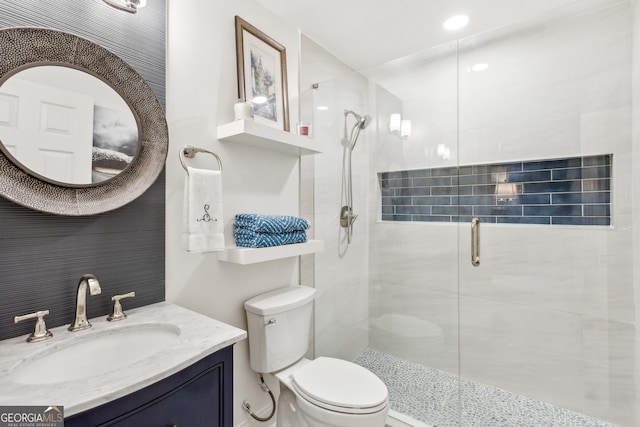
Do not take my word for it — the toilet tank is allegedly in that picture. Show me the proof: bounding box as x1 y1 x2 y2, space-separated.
244 286 316 373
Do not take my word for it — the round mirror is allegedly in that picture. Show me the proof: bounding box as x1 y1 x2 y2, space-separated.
0 27 168 215
0 66 139 186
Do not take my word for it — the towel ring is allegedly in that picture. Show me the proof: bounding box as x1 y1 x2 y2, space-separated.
180 145 223 173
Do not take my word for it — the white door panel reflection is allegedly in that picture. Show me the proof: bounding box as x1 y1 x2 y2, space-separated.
0 65 137 185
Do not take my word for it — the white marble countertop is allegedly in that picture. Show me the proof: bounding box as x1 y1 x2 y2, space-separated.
0 302 246 416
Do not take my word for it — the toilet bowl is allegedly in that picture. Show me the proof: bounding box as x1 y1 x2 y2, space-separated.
274 357 388 427
244 286 389 427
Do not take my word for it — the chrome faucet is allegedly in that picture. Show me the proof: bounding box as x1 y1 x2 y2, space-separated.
68 274 102 332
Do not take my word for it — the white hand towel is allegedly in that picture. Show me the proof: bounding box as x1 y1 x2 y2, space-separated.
182 166 225 252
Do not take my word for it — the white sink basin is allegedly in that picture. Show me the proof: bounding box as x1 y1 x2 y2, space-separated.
10 323 180 385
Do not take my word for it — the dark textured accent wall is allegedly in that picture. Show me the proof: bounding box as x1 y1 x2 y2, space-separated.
0 0 166 341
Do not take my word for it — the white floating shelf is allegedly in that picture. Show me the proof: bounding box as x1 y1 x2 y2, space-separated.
217 240 324 265
217 120 323 156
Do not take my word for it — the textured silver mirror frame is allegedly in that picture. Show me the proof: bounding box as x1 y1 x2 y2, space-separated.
0 27 168 215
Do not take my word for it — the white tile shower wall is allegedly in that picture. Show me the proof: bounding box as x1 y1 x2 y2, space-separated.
312 74 371 362
300 36 371 362
370 3 634 426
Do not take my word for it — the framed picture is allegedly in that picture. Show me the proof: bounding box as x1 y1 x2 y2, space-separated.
235 16 290 132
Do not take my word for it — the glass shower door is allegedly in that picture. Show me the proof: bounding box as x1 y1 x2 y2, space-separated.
366 41 464 426
456 2 635 426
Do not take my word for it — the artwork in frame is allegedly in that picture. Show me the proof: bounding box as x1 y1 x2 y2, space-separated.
235 16 290 132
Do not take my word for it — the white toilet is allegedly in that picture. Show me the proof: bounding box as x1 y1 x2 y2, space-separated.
244 286 389 427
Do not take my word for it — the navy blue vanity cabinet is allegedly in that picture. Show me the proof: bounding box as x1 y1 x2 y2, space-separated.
65 345 234 427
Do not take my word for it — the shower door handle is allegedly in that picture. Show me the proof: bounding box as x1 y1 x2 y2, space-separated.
471 218 480 267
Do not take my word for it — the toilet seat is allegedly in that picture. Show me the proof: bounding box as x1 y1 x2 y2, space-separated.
291 357 388 415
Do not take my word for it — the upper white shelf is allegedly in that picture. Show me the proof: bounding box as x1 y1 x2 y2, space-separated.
217 240 324 265
217 120 323 156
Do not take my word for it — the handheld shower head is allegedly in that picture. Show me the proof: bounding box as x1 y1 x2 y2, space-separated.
344 110 372 130
344 109 371 150
359 114 372 130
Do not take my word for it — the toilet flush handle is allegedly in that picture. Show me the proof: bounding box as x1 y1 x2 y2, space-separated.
265 318 276 326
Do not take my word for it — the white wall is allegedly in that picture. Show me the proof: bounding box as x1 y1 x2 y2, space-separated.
369 3 635 425
166 1 302 425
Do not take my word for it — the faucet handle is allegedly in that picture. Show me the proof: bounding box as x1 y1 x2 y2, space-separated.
14 310 53 343
107 292 136 322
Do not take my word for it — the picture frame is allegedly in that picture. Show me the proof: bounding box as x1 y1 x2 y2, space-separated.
235 16 290 132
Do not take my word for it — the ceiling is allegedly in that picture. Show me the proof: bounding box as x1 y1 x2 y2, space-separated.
256 0 624 72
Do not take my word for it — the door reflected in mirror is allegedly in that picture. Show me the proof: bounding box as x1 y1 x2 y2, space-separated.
0 65 139 186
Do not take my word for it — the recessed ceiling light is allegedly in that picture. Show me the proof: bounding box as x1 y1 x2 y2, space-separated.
317 105 329 111
472 63 489 72
443 15 469 30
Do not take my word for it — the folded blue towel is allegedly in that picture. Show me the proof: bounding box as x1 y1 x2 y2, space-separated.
234 213 309 233
234 229 307 248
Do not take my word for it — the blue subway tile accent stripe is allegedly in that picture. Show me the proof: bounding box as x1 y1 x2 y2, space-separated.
397 206 430 215
523 158 582 171
583 156 611 166
508 170 551 182
413 196 452 205
523 180 582 193
398 187 431 197
552 192 610 204
584 205 610 217
414 215 450 222
498 216 551 225
380 155 611 226
552 217 611 226
523 205 582 217
475 205 523 216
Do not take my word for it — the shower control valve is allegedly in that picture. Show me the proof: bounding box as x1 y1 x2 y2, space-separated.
340 206 357 228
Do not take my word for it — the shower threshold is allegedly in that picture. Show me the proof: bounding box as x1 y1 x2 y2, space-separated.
355 348 616 427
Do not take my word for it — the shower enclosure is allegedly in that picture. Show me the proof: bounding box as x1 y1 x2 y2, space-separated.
301 1 637 426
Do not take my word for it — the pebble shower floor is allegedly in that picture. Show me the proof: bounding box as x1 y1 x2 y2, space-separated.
353 349 616 427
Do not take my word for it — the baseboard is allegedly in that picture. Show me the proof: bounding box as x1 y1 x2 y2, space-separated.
236 405 429 427
235 404 277 427
386 409 432 427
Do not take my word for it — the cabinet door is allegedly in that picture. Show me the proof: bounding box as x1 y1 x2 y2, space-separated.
65 346 234 427
107 363 223 427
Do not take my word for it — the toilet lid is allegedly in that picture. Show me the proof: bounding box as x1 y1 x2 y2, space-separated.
291 357 388 414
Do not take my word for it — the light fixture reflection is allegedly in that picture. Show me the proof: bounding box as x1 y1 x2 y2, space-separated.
494 171 519 204
472 63 489 72
252 96 268 104
389 114 410 140
389 114 402 133
103 0 146 13
495 183 518 204
437 144 450 160
443 15 469 30
400 120 411 140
